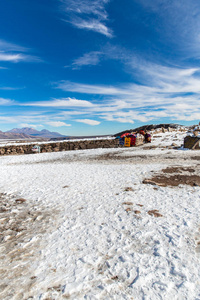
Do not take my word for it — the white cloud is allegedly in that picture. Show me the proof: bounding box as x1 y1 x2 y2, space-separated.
0 116 17 123
76 119 100 125
56 81 135 95
52 58 200 123
0 53 25 62
69 45 128 70
46 121 71 127
0 98 13 105
23 97 94 107
0 53 41 63
20 123 44 128
0 86 24 90
102 115 135 124
0 39 41 63
60 110 88 116
56 65 200 100
172 113 200 121
137 0 200 56
0 112 65 126
3 58 200 127
100 110 150 124
61 0 109 18
0 40 27 52
71 51 102 69
60 0 113 37
71 18 112 37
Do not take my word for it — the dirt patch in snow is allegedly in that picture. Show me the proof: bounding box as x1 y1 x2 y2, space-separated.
0 192 60 299
191 156 200 160
96 152 149 161
162 166 195 173
143 166 200 187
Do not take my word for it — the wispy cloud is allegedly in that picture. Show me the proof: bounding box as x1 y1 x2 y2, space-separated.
0 40 27 52
60 0 113 37
56 65 200 97
61 0 109 18
46 121 71 127
100 110 150 124
0 53 23 62
0 86 24 90
71 51 102 69
137 0 200 57
70 18 112 37
69 44 128 70
22 97 94 107
0 116 18 123
20 123 44 129
3 59 200 128
55 81 134 95
0 98 13 105
0 39 41 63
76 119 100 125
0 53 40 63
0 112 72 128
54 62 200 123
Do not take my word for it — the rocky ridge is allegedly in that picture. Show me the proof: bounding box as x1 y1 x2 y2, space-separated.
6 127 65 139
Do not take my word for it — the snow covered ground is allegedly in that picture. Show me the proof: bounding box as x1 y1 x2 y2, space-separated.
1 130 200 299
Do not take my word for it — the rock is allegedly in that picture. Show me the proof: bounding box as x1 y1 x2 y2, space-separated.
124 187 134 192
15 198 26 204
125 208 131 212
162 127 167 133
0 206 8 212
0 149 5 155
142 179 157 186
148 210 163 217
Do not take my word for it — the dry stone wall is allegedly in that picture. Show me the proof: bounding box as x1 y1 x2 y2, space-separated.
0 139 119 156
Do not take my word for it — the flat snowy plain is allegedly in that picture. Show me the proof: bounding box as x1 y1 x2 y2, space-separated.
1 130 200 300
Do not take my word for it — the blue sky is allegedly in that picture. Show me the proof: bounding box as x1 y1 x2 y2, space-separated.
1 0 200 135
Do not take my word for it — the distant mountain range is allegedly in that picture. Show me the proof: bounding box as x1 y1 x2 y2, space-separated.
0 127 66 139
0 130 31 140
0 124 188 141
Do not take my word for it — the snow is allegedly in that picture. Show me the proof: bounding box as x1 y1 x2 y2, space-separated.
0 130 200 299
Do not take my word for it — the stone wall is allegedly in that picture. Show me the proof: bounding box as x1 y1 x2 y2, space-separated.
0 139 120 156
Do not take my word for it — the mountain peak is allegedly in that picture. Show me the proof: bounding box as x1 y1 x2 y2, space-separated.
5 127 65 138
